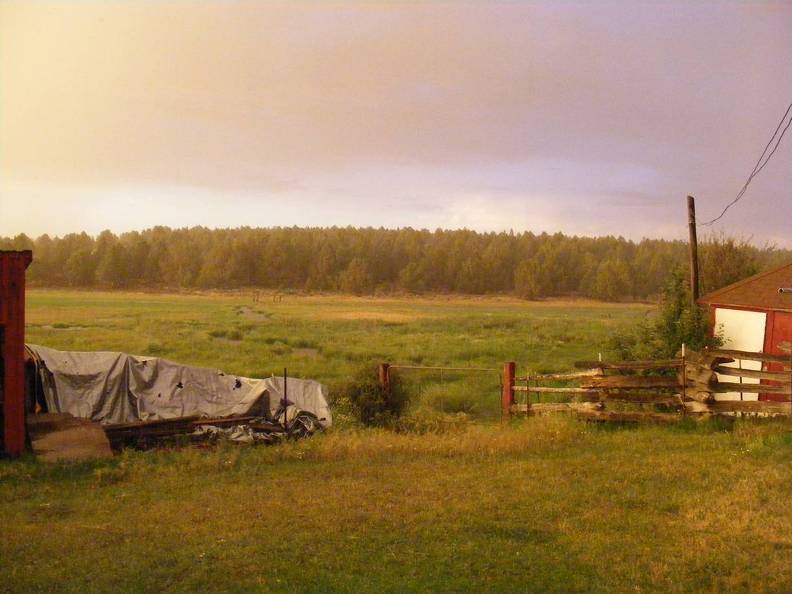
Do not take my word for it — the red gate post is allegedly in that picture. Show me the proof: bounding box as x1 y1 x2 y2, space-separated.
502 361 515 419
1 250 33 457
378 363 391 396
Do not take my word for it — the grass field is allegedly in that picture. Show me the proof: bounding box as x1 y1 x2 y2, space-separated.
23 290 650 418
2 290 792 593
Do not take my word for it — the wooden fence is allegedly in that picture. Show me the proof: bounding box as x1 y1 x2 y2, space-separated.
501 348 792 422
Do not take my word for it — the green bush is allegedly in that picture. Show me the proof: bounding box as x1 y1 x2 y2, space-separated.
610 269 720 360
145 342 165 355
341 364 410 427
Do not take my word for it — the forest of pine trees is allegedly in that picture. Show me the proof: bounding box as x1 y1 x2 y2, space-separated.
2 227 787 301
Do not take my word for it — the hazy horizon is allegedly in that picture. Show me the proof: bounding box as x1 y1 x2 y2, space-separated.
2 1 791 245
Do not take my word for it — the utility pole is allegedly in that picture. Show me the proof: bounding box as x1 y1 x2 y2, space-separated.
687 195 700 304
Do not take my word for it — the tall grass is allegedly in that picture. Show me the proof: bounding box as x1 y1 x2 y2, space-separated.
8 291 791 592
2 418 791 592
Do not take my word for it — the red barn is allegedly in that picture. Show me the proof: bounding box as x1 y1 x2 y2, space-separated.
699 261 792 402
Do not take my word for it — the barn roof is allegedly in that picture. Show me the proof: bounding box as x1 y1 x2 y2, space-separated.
698 260 792 313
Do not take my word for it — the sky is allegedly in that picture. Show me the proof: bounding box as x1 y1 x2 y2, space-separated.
1 1 791 244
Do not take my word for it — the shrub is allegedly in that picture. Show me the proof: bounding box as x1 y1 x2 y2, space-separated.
610 269 720 360
145 342 165 355
341 364 410 426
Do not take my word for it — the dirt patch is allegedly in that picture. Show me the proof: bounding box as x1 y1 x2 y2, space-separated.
315 310 425 323
28 413 113 463
237 306 271 321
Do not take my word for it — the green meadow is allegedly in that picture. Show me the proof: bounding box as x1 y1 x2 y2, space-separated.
23 290 649 418
2 290 791 593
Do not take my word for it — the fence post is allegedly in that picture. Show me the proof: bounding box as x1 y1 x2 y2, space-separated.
502 361 516 419
378 363 391 396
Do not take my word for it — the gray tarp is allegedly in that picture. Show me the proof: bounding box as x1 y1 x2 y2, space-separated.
27 344 331 427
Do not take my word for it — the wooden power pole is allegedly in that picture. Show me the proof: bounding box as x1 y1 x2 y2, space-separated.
687 195 700 304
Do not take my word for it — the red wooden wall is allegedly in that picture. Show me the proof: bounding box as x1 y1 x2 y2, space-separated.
0 251 32 457
763 311 792 402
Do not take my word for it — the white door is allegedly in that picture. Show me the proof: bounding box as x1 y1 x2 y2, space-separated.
713 307 766 401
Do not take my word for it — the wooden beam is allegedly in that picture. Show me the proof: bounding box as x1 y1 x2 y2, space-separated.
709 382 791 395
712 366 792 383
687 195 700 303
522 369 602 381
192 416 257 426
502 361 515 418
582 376 682 390
513 386 598 396
378 363 391 394
574 359 682 370
686 400 792 415
104 416 200 430
510 402 602 415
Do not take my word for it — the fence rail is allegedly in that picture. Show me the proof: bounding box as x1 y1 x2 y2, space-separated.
377 348 792 423
502 347 792 422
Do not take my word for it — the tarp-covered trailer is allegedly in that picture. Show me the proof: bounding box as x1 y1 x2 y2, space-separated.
25 345 332 449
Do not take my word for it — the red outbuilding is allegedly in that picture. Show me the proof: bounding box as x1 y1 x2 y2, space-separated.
698 260 792 402
0 250 33 457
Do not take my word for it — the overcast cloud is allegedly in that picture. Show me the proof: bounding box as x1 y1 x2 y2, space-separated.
1 1 790 244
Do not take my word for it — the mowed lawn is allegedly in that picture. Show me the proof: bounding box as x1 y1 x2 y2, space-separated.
1 290 791 593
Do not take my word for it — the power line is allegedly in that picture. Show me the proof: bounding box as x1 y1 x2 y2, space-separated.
699 101 792 227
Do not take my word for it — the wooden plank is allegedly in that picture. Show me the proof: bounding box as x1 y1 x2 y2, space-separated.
524 369 602 381
709 382 791 395
502 361 516 417
582 376 681 390
599 393 681 405
510 402 602 415
104 416 200 430
513 386 598 396
574 359 682 370
708 349 791 365
192 416 257 426
712 366 792 382
685 400 792 415
104 423 195 436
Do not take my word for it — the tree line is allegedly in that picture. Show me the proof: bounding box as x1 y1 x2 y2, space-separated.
2 227 788 301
